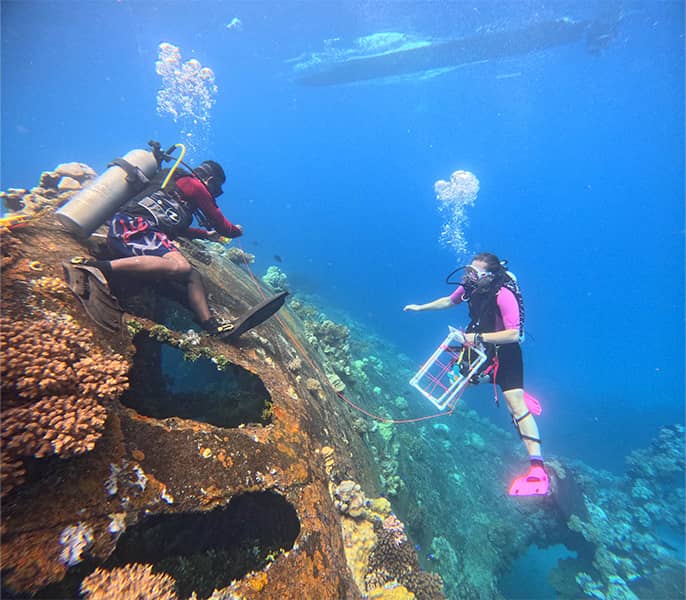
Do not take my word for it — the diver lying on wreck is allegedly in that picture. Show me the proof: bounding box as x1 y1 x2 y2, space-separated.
58 141 287 340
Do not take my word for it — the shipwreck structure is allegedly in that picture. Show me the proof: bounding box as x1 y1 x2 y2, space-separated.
0 164 442 599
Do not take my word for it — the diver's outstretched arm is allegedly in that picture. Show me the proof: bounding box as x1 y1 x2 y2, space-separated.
403 296 453 312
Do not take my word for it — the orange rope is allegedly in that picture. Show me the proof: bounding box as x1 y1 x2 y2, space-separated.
236 241 452 424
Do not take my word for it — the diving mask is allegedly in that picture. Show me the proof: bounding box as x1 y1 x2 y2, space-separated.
463 265 490 284
194 161 225 197
445 264 496 288
204 177 224 198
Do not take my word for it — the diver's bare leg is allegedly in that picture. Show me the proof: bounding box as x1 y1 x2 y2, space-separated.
502 388 542 457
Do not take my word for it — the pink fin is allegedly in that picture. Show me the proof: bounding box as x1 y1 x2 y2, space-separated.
524 391 542 415
508 465 549 496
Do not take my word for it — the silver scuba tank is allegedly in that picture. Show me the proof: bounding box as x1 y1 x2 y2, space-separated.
55 149 159 238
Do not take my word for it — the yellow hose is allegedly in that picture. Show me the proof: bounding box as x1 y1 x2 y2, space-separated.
160 143 187 189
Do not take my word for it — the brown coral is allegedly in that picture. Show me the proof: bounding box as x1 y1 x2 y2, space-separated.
366 524 444 600
368 527 417 581
226 246 255 265
286 355 302 372
305 377 323 396
1 233 24 271
1 529 69 592
2 394 107 457
400 571 444 600
1 162 95 218
0 188 28 212
80 563 178 600
0 316 129 495
334 479 367 518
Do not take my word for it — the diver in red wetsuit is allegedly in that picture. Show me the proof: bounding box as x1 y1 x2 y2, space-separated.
84 160 243 336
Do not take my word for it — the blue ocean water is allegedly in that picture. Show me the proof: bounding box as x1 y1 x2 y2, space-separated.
1 1 684 593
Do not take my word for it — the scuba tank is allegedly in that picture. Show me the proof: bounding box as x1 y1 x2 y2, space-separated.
55 142 182 238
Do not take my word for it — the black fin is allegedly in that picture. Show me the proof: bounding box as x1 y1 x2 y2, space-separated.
62 262 123 333
221 291 288 341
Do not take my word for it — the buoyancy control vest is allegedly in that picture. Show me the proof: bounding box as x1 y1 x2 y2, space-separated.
456 270 525 383
120 168 196 237
464 270 525 338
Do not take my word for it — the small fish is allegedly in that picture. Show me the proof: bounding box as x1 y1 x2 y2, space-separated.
426 553 437 561
274 254 283 263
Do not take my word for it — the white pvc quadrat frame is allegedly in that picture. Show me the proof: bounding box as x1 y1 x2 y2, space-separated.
409 326 487 411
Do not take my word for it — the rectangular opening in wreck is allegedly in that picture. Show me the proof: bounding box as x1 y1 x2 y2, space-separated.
120 332 272 428
30 491 300 600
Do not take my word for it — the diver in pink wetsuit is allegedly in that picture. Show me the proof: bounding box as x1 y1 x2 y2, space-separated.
404 252 548 496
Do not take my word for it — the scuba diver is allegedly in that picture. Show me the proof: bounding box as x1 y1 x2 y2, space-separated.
403 252 548 496
73 159 244 337
60 142 288 339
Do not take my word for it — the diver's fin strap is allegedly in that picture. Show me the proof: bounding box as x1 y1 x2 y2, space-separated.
513 410 531 424
512 411 541 444
216 322 235 334
521 435 542 444
108 158 151 192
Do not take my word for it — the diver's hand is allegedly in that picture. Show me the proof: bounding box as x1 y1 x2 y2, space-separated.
403 304 421 312
464 333 476 345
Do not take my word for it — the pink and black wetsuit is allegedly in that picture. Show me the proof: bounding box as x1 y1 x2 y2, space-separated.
449 285 521 333
451 283 524 392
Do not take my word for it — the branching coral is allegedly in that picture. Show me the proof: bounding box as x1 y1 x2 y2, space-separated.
399 571 444 600
366 523 444 600
367 525 417 582
0 316 129 495
81 563 178 600
287 298 354 380
315 320 351 368
262 265 289 292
